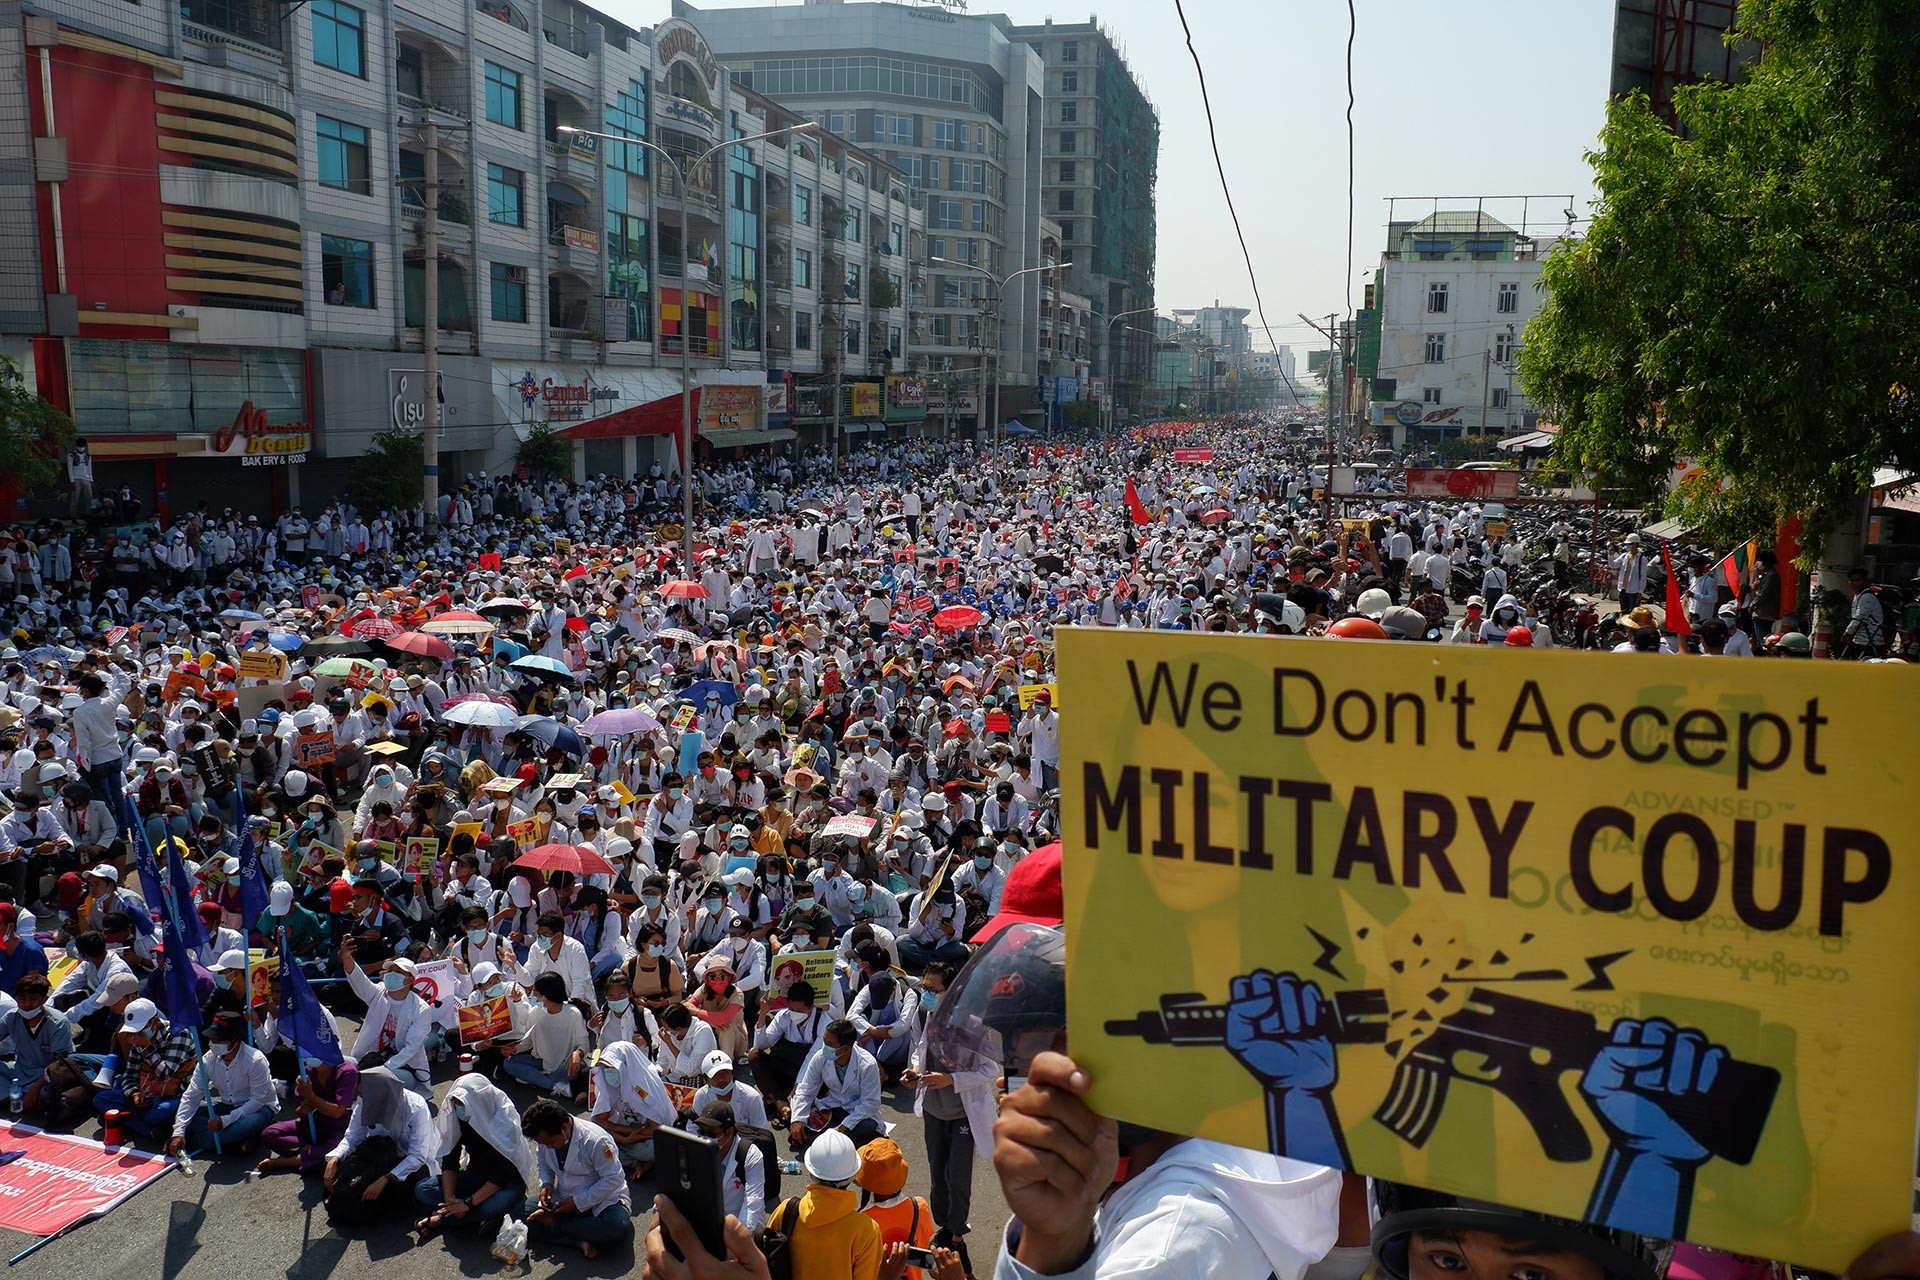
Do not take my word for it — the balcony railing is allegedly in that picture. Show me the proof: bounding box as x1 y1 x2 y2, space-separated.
542 20 594 57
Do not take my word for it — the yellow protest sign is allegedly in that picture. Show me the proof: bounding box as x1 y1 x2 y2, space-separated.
1016 682 1058 710
238 650 287 681
768 949 836 1007
1058 629 1920 1271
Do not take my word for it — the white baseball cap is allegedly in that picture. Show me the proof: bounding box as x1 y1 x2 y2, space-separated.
121 998 161 1034
269 880 294 916
701 1049 734 1079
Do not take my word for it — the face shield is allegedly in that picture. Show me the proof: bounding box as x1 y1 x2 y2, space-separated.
922 922 1065 1092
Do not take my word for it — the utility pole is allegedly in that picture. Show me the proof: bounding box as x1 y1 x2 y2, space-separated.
830 316 843 473
1479 346 1492 439
421 119 440 532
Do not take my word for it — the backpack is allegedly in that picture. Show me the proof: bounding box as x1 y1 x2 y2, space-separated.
758 1197 803 1280
734 1122 781 1207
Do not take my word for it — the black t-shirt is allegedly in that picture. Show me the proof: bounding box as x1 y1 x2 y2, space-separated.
446 1118 524 1190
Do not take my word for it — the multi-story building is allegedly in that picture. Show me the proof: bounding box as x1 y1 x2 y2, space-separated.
681 0 1051 416
1 0 922 514
1364 205 1558 440
1010 18 1156 421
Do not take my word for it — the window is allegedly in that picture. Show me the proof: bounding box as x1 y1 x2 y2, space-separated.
1424 386 1443 403
1058 219 1074 241
321 235 374 306
312 0 364 76
1491 388 1509 409
1424 333 1445 363
487 163 524 225
935 199 962 230
1058 190 1075 213
1061 70 1077 93
485 62 523 129
794 247 812 289
1062 40 1079 62
796 311 813 350
1058 161 1076 183
888 325 901 355
1059 102 1077 124
1498 281 1519 314
846 324 861 355
1427 281 1448 314
928 236 944 263
890 221 904 253
316 116 369 194
931 119 956 151
844 263 861 299
490 263 527 322
845 212 860 244
1059 132 1077 154
1494 332 1516 363
968 202 985 232
604 76 649 175
794 185 812 226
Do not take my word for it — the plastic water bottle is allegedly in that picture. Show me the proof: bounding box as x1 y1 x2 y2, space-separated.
175 1152 197 1178
8 1081 21 1115
779 1159 803 1176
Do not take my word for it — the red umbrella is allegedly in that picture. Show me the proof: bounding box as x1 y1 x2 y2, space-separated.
513 844 615 876
1198 507 1230 525
660 580 709 599
933 605 984 631
386 631 454 660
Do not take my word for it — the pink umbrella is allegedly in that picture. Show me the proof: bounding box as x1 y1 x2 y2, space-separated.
513 844 615 876
441 691 515 711
577 706 663 735
421 610 496 635
386 631 454 660
660 580 709 599
1198 507 1230 525
352 616 403 640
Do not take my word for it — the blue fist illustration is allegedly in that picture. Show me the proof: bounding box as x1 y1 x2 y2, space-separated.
1226 969 1337 1092
1580 1017 1723 1165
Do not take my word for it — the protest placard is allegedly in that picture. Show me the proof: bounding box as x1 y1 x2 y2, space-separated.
1057 628 1920 1271
670 705 697 732
767 949 837 1007
293 730 334 767
458 995 513 1044
404 836 438 878
237 650 287 681
822 813 876 840
1016 682 1058 710
507 818 539 851
411 958 460 1029
161 670 205 703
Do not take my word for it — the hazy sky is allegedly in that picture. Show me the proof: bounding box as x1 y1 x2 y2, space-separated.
627 0 1616 363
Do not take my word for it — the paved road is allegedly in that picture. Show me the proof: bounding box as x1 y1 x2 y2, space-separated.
1 1025 1010 1278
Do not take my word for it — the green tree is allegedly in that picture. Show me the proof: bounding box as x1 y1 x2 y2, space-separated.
517 424 571 479
346 428 423 512
1518 0 1920 555
0 356 76 491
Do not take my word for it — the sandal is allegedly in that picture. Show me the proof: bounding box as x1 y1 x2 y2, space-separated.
415 1213 445 1242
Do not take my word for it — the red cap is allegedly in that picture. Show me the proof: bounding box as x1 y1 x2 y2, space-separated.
1032 689 1052 705
56 872 85 911
196 901 222 922
970 841 1064 942
0 903 15 928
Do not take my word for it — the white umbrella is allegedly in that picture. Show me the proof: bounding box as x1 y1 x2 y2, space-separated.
444 700 520 728
655 627 700 646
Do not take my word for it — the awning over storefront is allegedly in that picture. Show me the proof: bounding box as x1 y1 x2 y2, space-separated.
557 390 694 441
841 422 881 434
1497 430 1554 451
1641 517 1698 541
701 428 794 448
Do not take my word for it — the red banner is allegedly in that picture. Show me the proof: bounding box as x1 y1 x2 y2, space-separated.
0 1123 172 1237
1403 467 1520 500
1171 448 1214 463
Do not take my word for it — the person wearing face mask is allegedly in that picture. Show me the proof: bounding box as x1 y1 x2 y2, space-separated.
721 864 774 938
952 837 1008 915
340 945 434 1094
491 872 541 961
623 873 683 957
684 878 734 969
504 971 590 1099
980 782 1031 841
355 762 411 833
654 1000 719 1087
749 980 826 1125
1014 689 1060 793
447 905 514 993
590 970 649 1052
457 960 532 1079
777 878 836 946
90 997 198 1140
414 1071 539 1240
789 1017 885 1152
1478 593 1523 645
620 918 686 1017
516 910 593 1001
687 952 750 1060
323 1066 437 1226
0 900 48 994
847 970 918 1080
166 1011 276 1159
809 846 863 933
0 970 69 1117
588 1039 676 1180
694 1046 771 1132
899 959 995 1266
637 773 694 866
256 1049 358 1178
897 880 968 972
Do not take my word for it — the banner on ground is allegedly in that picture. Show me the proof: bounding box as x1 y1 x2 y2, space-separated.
1058 628 1920 1271
0 1122 172 1237
769 949 836 1006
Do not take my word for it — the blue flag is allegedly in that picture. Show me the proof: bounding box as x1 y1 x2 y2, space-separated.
234 791 269 939
121 796 160 938
277 933 343 1065
163 837 208 952
130 810 203 1028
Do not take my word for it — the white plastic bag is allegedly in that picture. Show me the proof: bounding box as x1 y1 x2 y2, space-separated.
491 1215 529 1267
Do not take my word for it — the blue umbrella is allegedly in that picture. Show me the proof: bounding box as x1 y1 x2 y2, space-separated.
515 715 584 757
266 631 303 652
511 653 575 681
683 679 738 708
219 608 265 621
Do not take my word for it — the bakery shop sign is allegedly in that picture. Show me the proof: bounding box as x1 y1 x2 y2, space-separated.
211 401 310 466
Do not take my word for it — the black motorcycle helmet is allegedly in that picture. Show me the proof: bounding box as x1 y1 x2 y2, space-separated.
1371 1182 1669 1280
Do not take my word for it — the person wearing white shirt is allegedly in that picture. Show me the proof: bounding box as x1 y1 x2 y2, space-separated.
168 1012 277 1156
848 971 918 1073
325 1066 438 1221
1015 694 1060 791
694 1099 768 1232
654 1002 719 1085
902 962 998 1248
342 949 435 1093
692 1048 770 1132
697 918 767 1017
521 1103 633 1259
953 851 1007 916
517 912 594 1001
789 1019 884 1149
587 1040 676 1176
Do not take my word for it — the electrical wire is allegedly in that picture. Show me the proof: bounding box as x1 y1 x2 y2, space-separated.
1345 0 1356 323
1170 0 1305 408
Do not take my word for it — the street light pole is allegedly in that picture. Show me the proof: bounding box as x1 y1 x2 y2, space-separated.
1102 305 1156 433
561 121 816 570
932 256 1068 451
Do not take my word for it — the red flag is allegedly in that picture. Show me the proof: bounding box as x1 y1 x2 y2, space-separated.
1124 478 1152 526
1660 540 1693 637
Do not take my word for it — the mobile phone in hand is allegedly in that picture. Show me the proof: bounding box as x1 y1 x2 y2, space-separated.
905 1245 938 1270
654 1125 726 1262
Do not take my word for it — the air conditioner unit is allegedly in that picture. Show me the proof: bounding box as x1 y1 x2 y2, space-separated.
505 265 527 284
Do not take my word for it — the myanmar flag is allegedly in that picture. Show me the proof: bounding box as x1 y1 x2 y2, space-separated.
1719 539 1757 596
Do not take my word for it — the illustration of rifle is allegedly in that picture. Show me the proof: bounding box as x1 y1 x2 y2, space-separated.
1106 986 1779 1165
